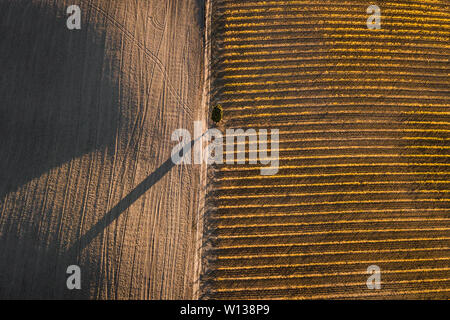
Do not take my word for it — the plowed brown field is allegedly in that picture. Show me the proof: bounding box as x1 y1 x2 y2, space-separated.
205 0 450 299
0 0 205 299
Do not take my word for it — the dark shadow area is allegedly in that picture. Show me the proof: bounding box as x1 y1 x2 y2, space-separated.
195 0 206 30
0 135 198 299
0 1 120 299
0 0 206 300
0 1 120 198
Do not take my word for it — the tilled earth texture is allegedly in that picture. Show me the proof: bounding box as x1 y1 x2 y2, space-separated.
0 0 204 299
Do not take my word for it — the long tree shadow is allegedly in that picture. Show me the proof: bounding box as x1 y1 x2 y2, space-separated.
66 136 203 259
0 0 208 299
